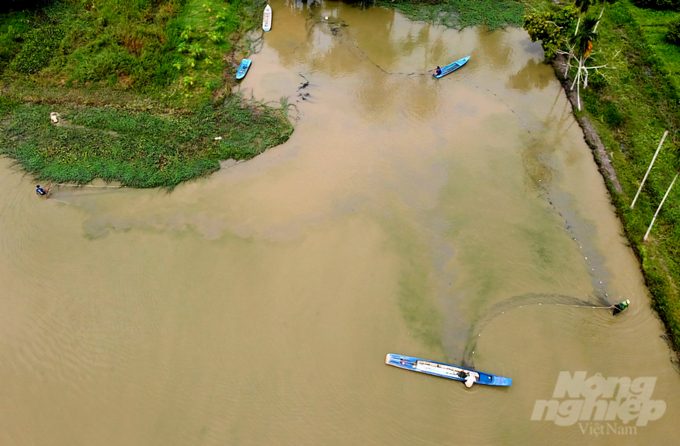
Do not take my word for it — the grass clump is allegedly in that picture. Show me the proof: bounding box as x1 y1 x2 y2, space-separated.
600 100 626 127
666 15 680 45
10 24 64 74
0 95 293 189
632 0 680 10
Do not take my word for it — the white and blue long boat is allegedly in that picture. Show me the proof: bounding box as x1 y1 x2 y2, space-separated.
433 56 470 79
385 353 511 387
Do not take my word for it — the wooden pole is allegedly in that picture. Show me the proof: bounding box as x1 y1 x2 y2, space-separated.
631 130 668 209
644 172 679 241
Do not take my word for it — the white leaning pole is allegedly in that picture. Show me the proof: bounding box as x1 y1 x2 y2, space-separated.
631 130 668 209
644 172 679 241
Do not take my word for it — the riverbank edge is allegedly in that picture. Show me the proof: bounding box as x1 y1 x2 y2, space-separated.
552 54 623 193
552 53 680 358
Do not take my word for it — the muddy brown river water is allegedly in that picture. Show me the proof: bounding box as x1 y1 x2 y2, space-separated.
1 1 679 444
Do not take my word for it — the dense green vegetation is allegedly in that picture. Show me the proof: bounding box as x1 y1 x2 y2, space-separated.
523 5 579 60
0 0 259 103
376 0 526 30
667 15 680 45
525 0 680 350
628 5 680 91
0 0 293 188
632 0 679 10
0 95 292 188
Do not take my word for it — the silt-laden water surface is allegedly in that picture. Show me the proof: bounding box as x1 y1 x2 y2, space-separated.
1 1 679 444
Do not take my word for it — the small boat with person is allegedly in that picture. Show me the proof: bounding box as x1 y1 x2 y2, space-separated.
385 353 511 387
236 59 252 80
433 56 470 79
263 5 272 32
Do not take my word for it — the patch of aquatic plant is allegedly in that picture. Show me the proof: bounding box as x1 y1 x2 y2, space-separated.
0 94 293 189
378 0 526 31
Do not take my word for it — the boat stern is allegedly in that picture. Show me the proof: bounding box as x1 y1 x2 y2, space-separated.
490 376 512 386
479 373 512 387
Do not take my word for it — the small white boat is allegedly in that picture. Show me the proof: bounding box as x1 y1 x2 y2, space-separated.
263 5 272 32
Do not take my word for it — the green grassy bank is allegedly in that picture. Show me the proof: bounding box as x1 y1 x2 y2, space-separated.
0 0 258 103
0 0 292 188
582 1 680 351
0 94 292 188
525 0 680 350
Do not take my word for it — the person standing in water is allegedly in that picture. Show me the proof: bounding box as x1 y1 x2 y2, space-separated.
610 300 630 316
35 185 50 198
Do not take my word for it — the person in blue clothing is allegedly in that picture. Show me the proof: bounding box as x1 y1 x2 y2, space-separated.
435 66 442 76
35 185 50 198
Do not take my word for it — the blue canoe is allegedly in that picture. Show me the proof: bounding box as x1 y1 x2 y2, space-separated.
236 59 252 80
433 56 470 79
385 353 511 387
